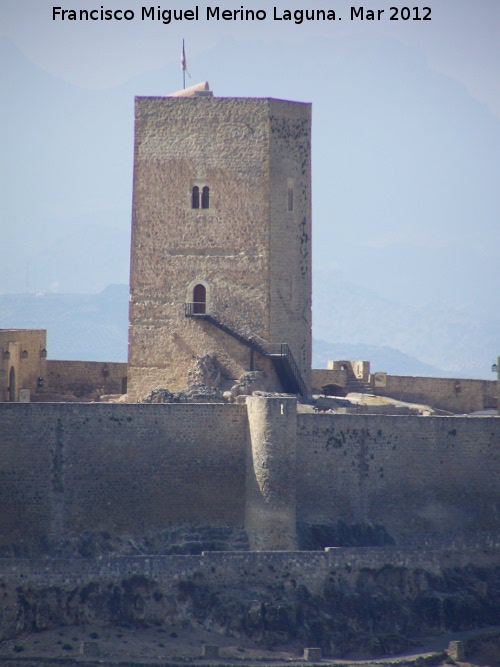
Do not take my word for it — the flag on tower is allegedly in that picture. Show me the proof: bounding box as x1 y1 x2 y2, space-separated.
181 39 190 88
181 39 187 72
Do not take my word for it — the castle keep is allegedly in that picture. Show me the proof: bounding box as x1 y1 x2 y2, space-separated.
0 87 498 554
0 87 499 658
128 92 312 398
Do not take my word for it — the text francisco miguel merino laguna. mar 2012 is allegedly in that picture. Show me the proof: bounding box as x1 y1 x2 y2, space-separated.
52 5 433 24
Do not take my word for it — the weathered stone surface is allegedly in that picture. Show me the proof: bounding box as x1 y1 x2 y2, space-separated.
230 371 270 399
447 640 465 660
304 647 322 660
0 329 47 402
187 354 221 388
139 383 226 403
128 97 312 399
0 404 499 554
1 554 498 658
246 396 297 551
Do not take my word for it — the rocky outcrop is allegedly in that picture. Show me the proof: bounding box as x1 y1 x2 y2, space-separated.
140 370 276 404
140 383 226 403
187 354 221 388
229 371 271 401
1 557 498 658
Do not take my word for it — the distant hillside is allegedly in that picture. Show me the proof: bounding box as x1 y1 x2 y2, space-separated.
313 270 499 380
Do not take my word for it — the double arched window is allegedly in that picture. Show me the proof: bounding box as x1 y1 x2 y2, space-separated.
191 185 210 209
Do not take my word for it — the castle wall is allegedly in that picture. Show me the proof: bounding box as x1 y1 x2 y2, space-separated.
1 546 497 590
0 403 247 553
0 404 498 553
296 413 500 545
311 367 497 413
370 374 497 413
46 360 127 399
311 368 347 392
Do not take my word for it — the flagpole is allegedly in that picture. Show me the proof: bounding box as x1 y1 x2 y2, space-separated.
181 39 190 89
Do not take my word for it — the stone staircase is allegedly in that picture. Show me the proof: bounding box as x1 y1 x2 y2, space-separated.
345 378 373 394
185 305 308 396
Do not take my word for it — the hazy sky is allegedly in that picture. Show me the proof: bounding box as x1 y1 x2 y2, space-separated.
1 0 498 279
1 0 498 115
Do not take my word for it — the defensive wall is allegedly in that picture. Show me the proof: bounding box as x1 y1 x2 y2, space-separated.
1 546 498 589
311 365 498 414
45 360 128 399
0 328 128 402
1 400 498 556
370 373 498 414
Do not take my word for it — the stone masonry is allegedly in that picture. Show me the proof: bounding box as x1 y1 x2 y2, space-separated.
128 94 312 398
0 401 498 555
0 329 47 402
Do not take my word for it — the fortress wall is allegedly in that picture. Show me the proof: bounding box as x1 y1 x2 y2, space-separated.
311 368 347 392
1 546 498 649
0 404 54 547
372 375 497 413
1 404 499 552
0 403 247 551
296 414 500 545
46 360 127 398
311 369 497 413
1 546 498 589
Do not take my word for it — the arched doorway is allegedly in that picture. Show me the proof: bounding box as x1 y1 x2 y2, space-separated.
9 366 16 402
193 284 206 314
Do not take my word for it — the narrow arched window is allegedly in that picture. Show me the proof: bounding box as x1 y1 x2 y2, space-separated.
201 186 210 209
193 284 206 314
191 186 200 209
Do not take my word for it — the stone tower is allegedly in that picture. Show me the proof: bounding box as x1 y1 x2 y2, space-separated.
128 86 311 399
